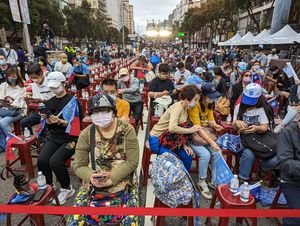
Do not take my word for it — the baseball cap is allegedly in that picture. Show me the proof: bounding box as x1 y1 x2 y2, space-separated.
195 67 206 74
201 82 221 99
89 93 116 110
241 83 262 105
207 63 215 71
238 62 247 71
119 68 129 76
46 72 66 88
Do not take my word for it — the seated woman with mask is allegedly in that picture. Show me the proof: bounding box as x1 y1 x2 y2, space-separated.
67 93 139 226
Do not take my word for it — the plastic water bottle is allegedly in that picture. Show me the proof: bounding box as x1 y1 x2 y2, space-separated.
24 127 31 140
230 174 239 193
222 135 228 149
37 171 47 189
226 114 232 125
240 182 250 202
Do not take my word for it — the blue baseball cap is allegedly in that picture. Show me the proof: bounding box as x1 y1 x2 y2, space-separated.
195 67 206 74
201 82 221 99
238 62 247 71
241 83 262 105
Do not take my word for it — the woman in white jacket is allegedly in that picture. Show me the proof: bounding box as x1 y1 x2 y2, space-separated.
0 66 26 150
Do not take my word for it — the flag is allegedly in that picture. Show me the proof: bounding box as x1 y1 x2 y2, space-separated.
5 132 22 161
252 73 262 86
213 151 233 185
268 97 279 113
34 118 46 137
58 96 81 137
282 62 297 79
66 67 75 83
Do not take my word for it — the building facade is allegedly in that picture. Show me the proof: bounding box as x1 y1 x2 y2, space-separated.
128 4 135 34
106 0 121 29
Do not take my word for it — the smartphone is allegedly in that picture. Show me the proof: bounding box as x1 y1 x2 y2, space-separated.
33 189 47 202
38 105 51 118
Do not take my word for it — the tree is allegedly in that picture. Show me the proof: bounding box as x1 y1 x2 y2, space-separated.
232 0 275 32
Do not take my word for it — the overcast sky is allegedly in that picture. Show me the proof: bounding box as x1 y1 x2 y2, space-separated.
130 0 181 35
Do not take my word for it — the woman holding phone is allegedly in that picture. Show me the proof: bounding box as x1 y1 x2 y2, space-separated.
37 71 82 205
68 93 139 225
233 83 277 182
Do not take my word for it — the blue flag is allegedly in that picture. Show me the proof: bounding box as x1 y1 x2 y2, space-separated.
214 152 234 185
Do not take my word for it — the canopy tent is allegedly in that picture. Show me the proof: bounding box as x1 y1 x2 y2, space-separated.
264 25 300 44
250 29 272 45
236 31 255 45
218 33 241 46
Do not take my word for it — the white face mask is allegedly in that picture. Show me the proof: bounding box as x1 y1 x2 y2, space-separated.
91 111 113 128
121 76 129 82
108 94 117 101
50 86 64 95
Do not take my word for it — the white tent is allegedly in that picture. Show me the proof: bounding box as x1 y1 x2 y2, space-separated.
264 25 299 44
250 29 272 45
218 33 241 46
236 31 255 45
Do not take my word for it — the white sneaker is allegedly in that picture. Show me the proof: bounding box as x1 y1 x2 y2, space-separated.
52 185 75 205
197 180 212 200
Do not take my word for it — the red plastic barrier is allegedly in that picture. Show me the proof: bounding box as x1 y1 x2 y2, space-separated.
1 205 300 218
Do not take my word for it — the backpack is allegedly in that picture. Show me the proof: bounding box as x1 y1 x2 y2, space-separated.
150 152 199 208
216 96 230 115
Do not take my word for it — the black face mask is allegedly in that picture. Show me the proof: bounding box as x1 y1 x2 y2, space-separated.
7 77 17 85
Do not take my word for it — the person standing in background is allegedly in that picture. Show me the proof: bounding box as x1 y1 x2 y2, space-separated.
2 42 18 66
16 45 28 80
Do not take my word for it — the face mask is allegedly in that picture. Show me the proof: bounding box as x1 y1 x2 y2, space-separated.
7 77 17 85
0 60 6 66
243 77 252 84
62 59 67 64
5 45 10 49
121 76 130 82
50 86 64 95
32 77 43 85
187 100 196 109
38 61 44 66
108 94 117 101
254 65 260 70
272 70 278 75
91 111 113 128
233 63 238 67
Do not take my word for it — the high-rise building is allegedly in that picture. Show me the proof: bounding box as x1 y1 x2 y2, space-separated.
86 0 99 8
106 0 121 29
128 4 135 34
121 0 129 31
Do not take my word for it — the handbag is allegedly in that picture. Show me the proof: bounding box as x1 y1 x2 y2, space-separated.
216 96 230 115
192 127 217 146
240 130 277 160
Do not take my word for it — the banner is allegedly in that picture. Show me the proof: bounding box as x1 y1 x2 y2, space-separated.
19 0 31 24
9 0 21 23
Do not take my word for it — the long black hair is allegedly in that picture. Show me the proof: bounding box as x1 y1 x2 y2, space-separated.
237 96 275 129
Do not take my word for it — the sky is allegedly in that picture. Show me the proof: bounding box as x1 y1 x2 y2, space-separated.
130 0 181 35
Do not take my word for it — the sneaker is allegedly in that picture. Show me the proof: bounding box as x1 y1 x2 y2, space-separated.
52 185 75 205
208 180 216 190
197 180 212 200
274 123 284 133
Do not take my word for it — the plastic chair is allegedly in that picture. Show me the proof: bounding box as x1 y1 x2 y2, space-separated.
6 135 41 179
206 184 257 226
6 184 65 226
154 197 194 226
